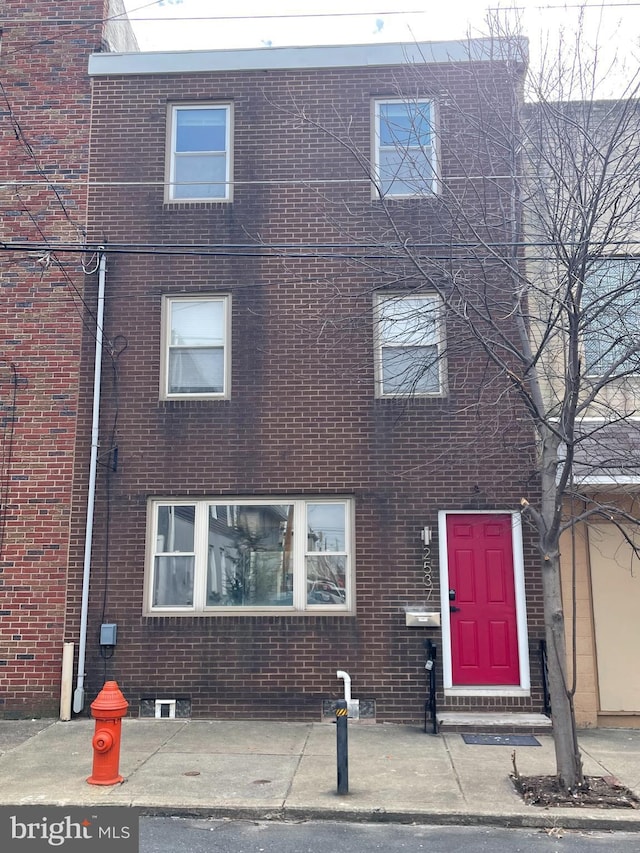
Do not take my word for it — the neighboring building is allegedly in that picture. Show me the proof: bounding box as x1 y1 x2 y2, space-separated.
71 39 552 724
524 99 640 729
0 2 137 716
561 419 640 728
561 474 640 728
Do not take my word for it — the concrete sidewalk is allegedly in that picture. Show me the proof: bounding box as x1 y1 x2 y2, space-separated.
0 718 639 830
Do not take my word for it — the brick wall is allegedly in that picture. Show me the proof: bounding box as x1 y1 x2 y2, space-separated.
71 55 545 722
0 2 134 716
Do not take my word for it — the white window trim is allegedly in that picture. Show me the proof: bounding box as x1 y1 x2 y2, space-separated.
144 497 355 616
372 98 439 199
165 103 233 203
437 510 531 696
160 294 231 401
373 292 447 398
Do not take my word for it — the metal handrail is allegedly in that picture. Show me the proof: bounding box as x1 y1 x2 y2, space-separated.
540 639 551 716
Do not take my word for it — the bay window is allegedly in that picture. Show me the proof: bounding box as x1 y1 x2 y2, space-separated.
146 498 353 614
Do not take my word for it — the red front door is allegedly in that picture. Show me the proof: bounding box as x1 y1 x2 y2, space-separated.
446 513 520 686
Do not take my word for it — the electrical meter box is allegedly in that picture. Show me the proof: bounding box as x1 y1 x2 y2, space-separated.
100 623 117 646
405 610 441 628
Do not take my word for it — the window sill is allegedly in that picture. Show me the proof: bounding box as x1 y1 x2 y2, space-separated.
142 610 356 621
160 395 229 402
375 392 448 400
163 198 232 207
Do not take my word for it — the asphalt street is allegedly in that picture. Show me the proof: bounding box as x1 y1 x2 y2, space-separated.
139 818 640 853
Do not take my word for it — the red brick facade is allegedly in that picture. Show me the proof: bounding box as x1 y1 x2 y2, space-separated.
71 45 547 723
0 2 134 716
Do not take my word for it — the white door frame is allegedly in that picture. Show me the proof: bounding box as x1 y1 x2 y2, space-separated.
438 510 531 697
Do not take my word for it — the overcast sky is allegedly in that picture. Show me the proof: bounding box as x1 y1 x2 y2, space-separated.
120 1 639 97
120 1 637 51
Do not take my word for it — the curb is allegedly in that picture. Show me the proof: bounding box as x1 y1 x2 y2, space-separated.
132 804 640 832
1 798 639 830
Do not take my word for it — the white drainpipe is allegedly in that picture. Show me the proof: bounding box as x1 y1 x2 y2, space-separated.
336 670 360 718
73 250 106 714
336 670 352 703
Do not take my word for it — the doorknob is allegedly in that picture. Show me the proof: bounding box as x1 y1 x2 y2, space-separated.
450 605 460 613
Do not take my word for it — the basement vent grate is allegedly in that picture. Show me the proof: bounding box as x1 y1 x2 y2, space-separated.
155 699 176 718
321 698 376 721
139 698 191 719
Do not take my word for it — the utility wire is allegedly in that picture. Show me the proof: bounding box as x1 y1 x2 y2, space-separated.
1 10 427 25
3 3 639 26
0 0 158 60
0 79 86 241
3 239 640 253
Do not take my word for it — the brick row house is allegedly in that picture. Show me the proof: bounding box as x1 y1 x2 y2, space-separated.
4 6 639 729
0 1 136 716
70 39 552 724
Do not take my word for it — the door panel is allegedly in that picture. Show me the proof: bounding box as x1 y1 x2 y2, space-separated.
488 620 511 666
447 514 520 685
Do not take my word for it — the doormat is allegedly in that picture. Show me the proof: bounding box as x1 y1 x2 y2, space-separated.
462 733 541 746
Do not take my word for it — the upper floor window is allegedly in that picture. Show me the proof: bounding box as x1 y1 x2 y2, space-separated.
583 258 640 377
375 293 446 397
161 295 230 399
146 498 353 614
373 99 437 198
167 104 232 202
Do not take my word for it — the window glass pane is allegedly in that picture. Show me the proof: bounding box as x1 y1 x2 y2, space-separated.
378 148 434 196
170 300 224 347
382 345 440 394
206 504 294 606
169 348 224 394
176 108 227 152
379 102 432 147
153 555 194 606
306 556 346 605
307 503 346 551
584 260 640 375
156 505 195 552
379 298 438 346
173 154 227 198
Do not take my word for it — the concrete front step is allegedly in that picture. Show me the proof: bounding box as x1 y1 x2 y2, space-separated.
437 712 552 734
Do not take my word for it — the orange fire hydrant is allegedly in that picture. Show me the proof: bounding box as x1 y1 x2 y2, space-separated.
87 680 128 786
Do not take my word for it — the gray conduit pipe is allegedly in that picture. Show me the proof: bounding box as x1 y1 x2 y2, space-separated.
73 250 106 713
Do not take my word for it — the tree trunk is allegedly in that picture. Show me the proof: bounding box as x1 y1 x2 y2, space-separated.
540 552 584 790
538 427 583 790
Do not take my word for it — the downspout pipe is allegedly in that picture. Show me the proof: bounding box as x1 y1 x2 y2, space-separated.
73 250 106 714
336 670 352 703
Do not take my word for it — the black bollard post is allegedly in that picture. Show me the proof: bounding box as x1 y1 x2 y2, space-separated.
335 699 349 795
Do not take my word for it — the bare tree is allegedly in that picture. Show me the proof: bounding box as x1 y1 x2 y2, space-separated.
267 11 640 791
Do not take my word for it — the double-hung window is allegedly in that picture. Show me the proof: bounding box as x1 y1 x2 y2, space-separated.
147 498 353 614
373 99 437 198
161 295 230 399
167 104 232 201
375 293 445 396
583 258 640 377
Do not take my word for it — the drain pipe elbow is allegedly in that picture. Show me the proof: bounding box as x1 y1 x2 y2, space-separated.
336 670 352 703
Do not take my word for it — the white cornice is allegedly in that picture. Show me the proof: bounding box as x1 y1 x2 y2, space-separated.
88 38 527 77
